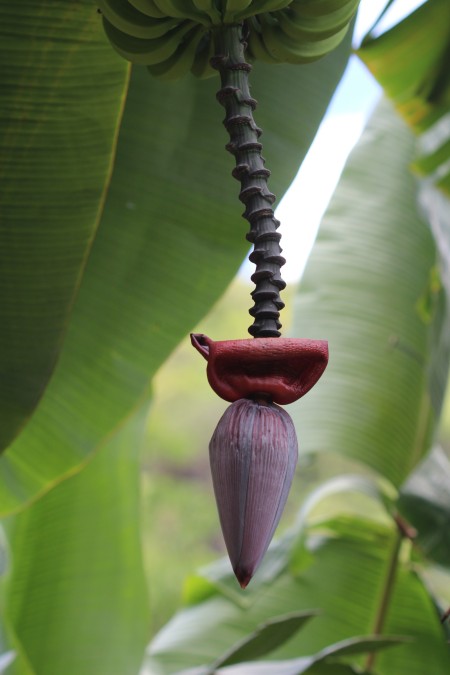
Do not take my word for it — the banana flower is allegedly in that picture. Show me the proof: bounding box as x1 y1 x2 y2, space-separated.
191 333 328 587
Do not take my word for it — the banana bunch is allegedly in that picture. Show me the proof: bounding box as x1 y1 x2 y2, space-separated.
99 0 360 79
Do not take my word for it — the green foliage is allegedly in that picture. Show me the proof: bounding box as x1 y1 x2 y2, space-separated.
4 408 150 675
0 2 352 516
0 1 129 451
0 0 355 672
145 510 447 673
358 0 450 194
145 55 450 675
292 96 445 485
1 1 450 674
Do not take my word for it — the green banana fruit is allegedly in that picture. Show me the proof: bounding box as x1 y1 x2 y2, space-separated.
98 0 178 39
222 0 252 23
247 19 279 64
191 0 222 25
190 33 215 78
148 25 207 79
232 0 292 22
100 0 360 79
152 0 208 23
102 15 194 65
261 17 349 63
278 0 359 41
127 0 166 18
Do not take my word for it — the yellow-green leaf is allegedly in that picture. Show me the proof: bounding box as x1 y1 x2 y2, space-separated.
0 1 129 451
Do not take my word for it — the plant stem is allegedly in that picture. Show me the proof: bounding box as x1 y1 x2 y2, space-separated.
210 24 285 338
364 522 404 672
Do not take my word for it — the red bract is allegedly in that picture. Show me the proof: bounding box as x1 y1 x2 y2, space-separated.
192 332 328 588
209 398 298 588
191 333 328 405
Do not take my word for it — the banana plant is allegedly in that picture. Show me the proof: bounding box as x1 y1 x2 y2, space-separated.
144 92 450 675
0 0 354 516
143 2 450 674
0 0 358 673
1 1 450 674
98 0 361 585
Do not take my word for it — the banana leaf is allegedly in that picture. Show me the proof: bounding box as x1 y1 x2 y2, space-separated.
291 96 449 486
143 90 450 675
357 0 450 194
4 406 150 675
0 24 353 515
145 511 449 674
399 446 450 566
175 634 404 675
0 0 129 451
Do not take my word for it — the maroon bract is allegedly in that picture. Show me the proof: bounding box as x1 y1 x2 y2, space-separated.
209 398 298 588
192 332 328 588
191 333 328 404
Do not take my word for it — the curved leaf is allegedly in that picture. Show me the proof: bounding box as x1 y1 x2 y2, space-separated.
358 0 450 194
145 514 449 674
211 611 317 670
4 407 150 675
0 35 353 515
399 446 450 566
212 636 406 675
0 1 129 451
291 97 448 486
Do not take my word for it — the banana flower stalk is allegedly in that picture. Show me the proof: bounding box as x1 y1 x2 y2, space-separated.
191 333 328 587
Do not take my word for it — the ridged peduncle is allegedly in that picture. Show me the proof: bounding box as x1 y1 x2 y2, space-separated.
211 24 285 338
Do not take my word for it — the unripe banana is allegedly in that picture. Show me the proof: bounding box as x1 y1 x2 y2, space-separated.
190 34 215 78
191 0 222 25
278 0 359 41
260 15 350 64
127 0 166 18
247 19 279 65
98 0 178 39
222 0 252 23
152 0 207 23
102 15 194 65
100 0 361 79
233 0 292 21
148 25 206 79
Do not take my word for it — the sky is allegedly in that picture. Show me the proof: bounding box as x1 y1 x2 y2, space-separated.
240 0 426 283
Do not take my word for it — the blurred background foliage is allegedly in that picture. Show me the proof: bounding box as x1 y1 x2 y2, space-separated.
1 0 450 674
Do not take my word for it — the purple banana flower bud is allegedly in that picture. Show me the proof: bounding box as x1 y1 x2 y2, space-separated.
209 397 298 588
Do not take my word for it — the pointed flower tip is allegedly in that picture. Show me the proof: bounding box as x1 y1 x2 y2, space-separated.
191 333 328 404
210 398 298 588
234 565 253 589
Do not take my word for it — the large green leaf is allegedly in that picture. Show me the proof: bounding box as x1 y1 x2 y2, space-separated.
177 635 403 675
290 96 448 486
210 611 317 670
4 407 150 675
143 97 450 675
399 446 450 566
0 1 129 451
0 33 353 516
145 511 449 674
418 184 450 406
357 0 450 194
209 636 405 675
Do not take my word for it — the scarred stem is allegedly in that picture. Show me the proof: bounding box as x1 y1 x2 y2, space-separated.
211 24 286 338
364 519 404 672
